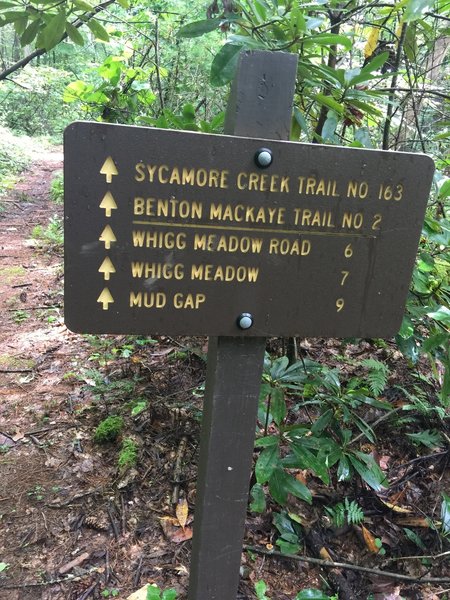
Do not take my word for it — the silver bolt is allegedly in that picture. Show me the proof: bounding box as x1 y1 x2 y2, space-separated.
237 313 253 330
254 148 273 169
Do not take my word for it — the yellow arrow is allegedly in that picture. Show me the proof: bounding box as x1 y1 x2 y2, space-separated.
98 257 116 281
97 287 114 310
99 225 117 249
99 192 118 217
100 156 118 183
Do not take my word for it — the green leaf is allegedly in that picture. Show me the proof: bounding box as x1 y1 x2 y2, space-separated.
422 332 449 353
0 562 9 572
161 590 177 600
255 580 269 600
269 468 311 504
72 0 93 10
271 387 286 426
308 32 352 50
315 93 344 114
255 444 280 483
337 455 350 481
117 0 129 8
406 430 443 448
250 483 266 513
322 111 339 142
210 43 242 87
404 0 434 22
276 538 300 554
403 527 426 550
39 10 66 50
87 18 109 42
146 585 161 599
296 590 331 600
349 453 386 491
427 306 450 326
20 18 40 45
177 18 223 38
255 435 279 448
287 443 329 484
439 179 450 198
311 408 334 435
269 467 288 504
66 22 84 45
441 492 450 536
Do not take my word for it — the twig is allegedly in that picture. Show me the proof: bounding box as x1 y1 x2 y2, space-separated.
133 555 144 588
0 568 98 589
243 546 450 584
46 489 102 508
172 435 188 505
76 580 98 600
350 406 403 446
385 550 450 563
0 369 33 373
120 494 127 534
382 22 408 149
107 505 120 541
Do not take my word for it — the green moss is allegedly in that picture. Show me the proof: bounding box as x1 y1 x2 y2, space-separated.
94 415 124 444
0 354 35 369
118 438 138 472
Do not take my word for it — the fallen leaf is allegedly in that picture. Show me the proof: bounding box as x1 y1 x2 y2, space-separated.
170 526 193 543
319 547 333 561
176 498 189 529
126 584 153 600
362 525 379 554
395 517 434 528
381 500 412 513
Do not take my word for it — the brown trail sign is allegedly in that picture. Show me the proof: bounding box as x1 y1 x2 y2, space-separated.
64 50 434 600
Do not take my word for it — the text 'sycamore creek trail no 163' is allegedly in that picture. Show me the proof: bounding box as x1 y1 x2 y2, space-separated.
64 122 434 338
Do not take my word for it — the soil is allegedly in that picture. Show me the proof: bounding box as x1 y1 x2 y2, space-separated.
0 145 448 600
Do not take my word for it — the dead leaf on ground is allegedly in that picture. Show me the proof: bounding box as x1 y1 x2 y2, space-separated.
176 498 189 529
361 525 379 553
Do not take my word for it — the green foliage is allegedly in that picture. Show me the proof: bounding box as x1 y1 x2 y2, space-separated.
0 125 34 197
255 579 270 600
324 498 364 527
273 510 302 554
94 415 124 444
254 354 390 513
360 358 389 396
146 584 177 600
296 591 334 600
441 492 450 538
406 429 443 448
50 171 64 204
31 215 63 249
0 66 82 136
118 437 138 471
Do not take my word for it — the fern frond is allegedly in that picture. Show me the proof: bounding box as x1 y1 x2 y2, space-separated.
361 358 389 396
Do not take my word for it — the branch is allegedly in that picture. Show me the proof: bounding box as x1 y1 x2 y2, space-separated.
0 0 116 81
244 546 450 584
382 22 408 150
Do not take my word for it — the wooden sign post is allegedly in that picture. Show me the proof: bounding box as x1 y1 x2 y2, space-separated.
187 51 298 600
64 51 434 600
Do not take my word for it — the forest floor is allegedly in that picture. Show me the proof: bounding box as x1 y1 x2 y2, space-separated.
0 145 449 600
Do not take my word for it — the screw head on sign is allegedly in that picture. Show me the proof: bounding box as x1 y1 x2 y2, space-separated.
254 148 273 169
237 313 254 330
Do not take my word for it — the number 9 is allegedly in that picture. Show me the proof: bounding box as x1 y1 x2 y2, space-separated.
336 298 345 312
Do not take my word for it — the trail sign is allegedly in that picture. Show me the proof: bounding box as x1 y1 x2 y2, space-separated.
64 122 434 338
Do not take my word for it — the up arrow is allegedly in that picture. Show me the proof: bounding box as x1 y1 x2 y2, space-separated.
98 257 116 281
97 287 114 310
99 192 118 217
100 157 118 183
99 225 117 249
